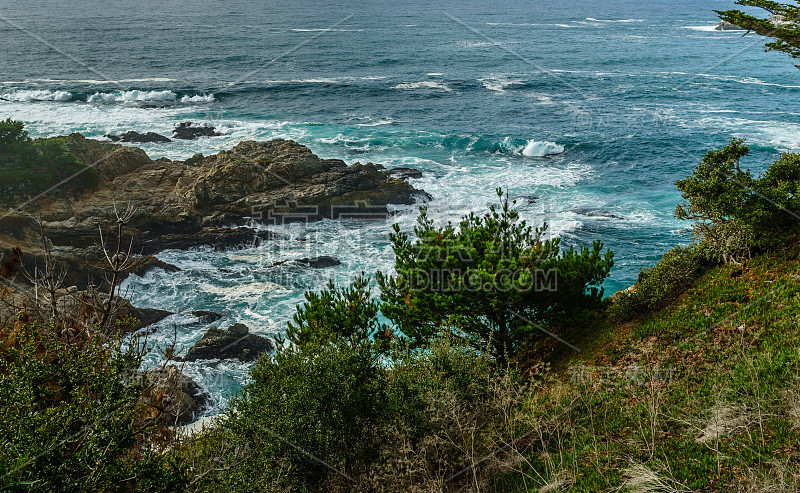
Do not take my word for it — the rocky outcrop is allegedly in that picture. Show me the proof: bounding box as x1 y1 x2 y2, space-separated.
387 167 423 180
23 135 427 253
297 256 341 268
181 323 272 362
715 21 743 31
769 14 795 27
173 122 220 140
106 131 171 143
270 255 342 269
142 365 211 424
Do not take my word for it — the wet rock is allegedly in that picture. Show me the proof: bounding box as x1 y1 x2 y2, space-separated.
192 310 223 323
138 227 277 255
106 131 171 143
387 167 423 180
173 122 220 140
182 323 272 362
142 365 211 424
573 208 625 220
296 256 341 268
129 256 181 277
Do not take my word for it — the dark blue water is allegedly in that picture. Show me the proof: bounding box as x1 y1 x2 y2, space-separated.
1 0 797 407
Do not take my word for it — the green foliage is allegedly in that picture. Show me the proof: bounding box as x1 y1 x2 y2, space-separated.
0 120 97 205
608 244 717 321
377 189 613 364
217 340 387 491
0 118 29 152
717 1 800 64
286 274 389 351
188 328 521 492
0 322 185 492
675 139 800 262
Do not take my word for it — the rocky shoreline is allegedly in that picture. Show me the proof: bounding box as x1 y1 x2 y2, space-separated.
1 133 427 273
0 134 429 422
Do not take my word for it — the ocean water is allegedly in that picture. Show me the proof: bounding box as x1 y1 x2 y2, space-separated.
2 0 798 410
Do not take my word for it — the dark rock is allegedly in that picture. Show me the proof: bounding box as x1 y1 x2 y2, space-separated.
192 310 223 323
139 227 276 255
573 208 625 220
296 256 341 268
142 365 211 424
106 131 172 143
184 153 205 167
129 256 181 278
387 167 423 180
173 122 221 140
126 306 173 331
182 323 272 362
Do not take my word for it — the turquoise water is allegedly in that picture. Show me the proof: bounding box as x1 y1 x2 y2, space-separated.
1 0 798 409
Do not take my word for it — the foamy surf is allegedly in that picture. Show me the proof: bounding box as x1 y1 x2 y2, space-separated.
1 89 73 102
87 90 216 104
522 140 565 157
392 81 452 92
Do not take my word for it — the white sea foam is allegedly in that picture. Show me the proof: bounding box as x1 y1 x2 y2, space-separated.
682 25 737 32
290 28 363 32
262 78 342 84
694 73 800 89
1 89 72 102
457 40 502 48
698 116 800 151
392 81 452 92
586 17 645 23
180 93 217 103
522 139 565 157
479 75 527 92
356 119 394 127
86 90 216 104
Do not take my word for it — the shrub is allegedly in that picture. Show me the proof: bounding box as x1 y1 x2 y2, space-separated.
675 139 800 263
608 244 717 321
191 340 387 492
369 337 525 492
285 273 390 352
0 318 186 492
187 335 526 492
377 189 613 364
0 120 98 205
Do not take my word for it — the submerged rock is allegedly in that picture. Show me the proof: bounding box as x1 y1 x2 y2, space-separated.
182 323 272 362
297 255 341 268
142 365 211 425
192 310 223 323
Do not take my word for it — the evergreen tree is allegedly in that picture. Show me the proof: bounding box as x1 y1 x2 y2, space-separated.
717 1 800 64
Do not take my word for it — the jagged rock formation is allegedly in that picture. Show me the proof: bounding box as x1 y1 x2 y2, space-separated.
172 122 220 140
25 134 428 251
180 323 272 362
142 365 211 424
105 131 172 143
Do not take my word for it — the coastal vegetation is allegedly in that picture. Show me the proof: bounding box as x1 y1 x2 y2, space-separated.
2 6 800 492
0 118 97 206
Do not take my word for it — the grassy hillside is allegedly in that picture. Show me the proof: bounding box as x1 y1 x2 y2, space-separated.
494 244 800 492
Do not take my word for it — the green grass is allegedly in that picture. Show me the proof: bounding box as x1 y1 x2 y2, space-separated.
493 248 800 492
